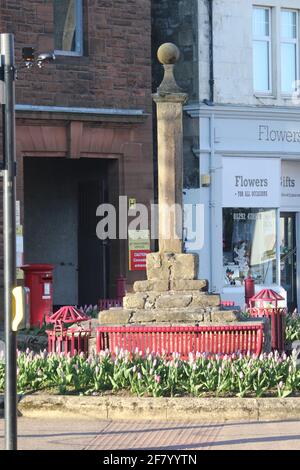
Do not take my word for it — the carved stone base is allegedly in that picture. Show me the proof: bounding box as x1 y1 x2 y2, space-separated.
98 252 242 326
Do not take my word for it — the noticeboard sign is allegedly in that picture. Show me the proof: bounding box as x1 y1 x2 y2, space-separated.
128 230 150 271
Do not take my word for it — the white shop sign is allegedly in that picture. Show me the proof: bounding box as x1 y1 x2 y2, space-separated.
214 119 300 153
222 157 281 208
281 161 300 208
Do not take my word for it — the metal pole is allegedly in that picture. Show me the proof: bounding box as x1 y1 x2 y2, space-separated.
1 33 17 450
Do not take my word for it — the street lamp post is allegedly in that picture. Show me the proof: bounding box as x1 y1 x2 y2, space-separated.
0 35 55 450
1 33 17 450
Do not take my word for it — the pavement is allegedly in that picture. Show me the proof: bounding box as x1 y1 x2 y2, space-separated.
1 417 300 450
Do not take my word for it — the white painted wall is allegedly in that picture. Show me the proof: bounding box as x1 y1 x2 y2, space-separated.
183 1 300 308
198 0 300 106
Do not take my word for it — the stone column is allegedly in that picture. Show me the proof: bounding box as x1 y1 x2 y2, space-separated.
152 43 188 253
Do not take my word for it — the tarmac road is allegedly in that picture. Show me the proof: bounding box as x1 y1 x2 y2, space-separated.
1 417 300 450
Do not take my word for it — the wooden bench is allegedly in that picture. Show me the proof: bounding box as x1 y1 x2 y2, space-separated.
95 324 264 358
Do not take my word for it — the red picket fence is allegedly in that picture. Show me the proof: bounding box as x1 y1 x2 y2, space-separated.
221 301 235 307
98 298 123 311
98 277 126 311
95 324 264 358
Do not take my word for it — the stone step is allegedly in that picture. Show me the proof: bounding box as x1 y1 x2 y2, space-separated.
130 308 210 324
133 279 209 293
133 280 169 293
130 308 240 324
170 279 208 291
98 307 240 325
123 291 220 310
99 309 133 325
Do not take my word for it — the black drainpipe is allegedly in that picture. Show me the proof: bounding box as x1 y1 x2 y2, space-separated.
208 0 214 103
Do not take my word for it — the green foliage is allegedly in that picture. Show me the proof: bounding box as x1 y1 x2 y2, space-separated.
1 348 300 398
22 322 49 336
285 314 300 343
77 304 98 319
239 311 250 320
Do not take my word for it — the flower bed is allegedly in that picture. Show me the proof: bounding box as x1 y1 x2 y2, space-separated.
0 348 300 398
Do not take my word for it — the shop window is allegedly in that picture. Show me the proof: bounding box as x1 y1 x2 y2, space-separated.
253 6 272 93
223 208 276 287
54 0 83 55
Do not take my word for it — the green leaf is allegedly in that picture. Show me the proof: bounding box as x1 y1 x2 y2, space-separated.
109 376 118 388
124 369 131 379
66 374 73 383
281 388 293 398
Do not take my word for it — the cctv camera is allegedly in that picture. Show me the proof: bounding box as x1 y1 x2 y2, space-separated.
37 52 56 62
37 52 56 68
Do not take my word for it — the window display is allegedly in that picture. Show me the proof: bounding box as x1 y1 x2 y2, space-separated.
223 208 276 286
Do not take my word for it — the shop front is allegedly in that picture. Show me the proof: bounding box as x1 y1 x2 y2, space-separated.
184 104 300 311
221 155 282 309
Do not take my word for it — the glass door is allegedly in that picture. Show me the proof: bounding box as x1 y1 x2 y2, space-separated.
280 212 297 312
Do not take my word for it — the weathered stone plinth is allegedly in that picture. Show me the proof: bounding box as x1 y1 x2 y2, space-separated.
99 253 241 326
146 252 198 281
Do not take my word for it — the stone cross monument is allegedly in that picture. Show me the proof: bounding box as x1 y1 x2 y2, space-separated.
152 43 188 254
98 44 240 327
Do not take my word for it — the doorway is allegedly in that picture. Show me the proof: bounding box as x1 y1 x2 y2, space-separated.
78 179 109 306
24 157 112 307
280 212 297 311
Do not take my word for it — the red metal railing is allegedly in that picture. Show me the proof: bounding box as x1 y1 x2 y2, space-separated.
47 325 92 356
98 298 123 311
98 277 126 311
221 301 235 307
95 324 264 358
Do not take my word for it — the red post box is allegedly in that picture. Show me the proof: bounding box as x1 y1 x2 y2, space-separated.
21 264 54 328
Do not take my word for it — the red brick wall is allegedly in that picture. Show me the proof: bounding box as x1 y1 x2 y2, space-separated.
0 0 154 316
0 0 152 111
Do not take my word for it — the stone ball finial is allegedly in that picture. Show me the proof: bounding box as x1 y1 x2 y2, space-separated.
157 43 180 65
